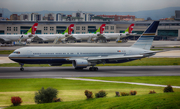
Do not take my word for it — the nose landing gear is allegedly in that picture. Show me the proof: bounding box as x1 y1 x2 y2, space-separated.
20 68 24 71
19 63 24 71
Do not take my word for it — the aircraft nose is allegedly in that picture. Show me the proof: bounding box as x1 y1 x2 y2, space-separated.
8 53 13 60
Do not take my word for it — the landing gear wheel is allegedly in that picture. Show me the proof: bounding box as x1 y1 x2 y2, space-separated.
20 68 24 71
95 67 98 71
19 63 24 71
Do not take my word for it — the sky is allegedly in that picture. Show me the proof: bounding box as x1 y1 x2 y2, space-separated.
0 0 180 12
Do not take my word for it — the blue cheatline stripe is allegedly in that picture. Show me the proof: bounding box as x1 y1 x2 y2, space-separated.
136 35 154 42
140 36 155 38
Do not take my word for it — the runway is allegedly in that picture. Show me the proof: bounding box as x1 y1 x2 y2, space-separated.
0 66 180 78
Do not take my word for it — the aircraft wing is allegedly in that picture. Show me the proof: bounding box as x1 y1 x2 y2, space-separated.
87 55 143 61
68 55 144 61
0 38 6 42
91 34 106 41
32 36 45 41
0 38 10 42
57 35 71 41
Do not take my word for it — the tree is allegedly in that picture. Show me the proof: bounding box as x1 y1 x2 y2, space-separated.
147 17 152 21
34 87 58 104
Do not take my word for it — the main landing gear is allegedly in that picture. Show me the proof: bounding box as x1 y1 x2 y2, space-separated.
74 67 98 71
89 67 98 71
19 63 24 71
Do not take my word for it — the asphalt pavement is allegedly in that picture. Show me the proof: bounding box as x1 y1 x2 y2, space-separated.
0 66 180 78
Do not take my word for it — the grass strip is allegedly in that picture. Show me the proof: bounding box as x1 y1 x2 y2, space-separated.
1 77 180 92
0 50 14 54
0 77 180 107
150 49 163 51
6 92 180 109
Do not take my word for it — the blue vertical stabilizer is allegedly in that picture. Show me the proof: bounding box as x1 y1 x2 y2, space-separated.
131 21 159 50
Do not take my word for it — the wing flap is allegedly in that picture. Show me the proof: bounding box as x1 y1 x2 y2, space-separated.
0 38 6 42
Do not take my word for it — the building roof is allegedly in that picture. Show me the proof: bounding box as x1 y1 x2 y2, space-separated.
0 20 180 25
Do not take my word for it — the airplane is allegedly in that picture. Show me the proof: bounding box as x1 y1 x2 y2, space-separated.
92 24 135 42
64 24 106 43
0 23 38 44
32 24 74 43
9 21 159 71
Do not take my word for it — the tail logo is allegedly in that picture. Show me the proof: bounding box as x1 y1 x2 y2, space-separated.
100 24 106 34
129 24 134 33
68 24 74 34
32 23 38 35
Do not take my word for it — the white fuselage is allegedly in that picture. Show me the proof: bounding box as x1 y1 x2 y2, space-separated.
0 34 30 42
101 33 127 40
35 34 65 41
70 33 97 40
8 46 155 65
70 33 127 41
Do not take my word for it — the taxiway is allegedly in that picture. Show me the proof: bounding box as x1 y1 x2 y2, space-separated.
0 66 180 79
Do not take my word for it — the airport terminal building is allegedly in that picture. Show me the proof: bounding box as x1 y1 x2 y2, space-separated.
0 20 180 41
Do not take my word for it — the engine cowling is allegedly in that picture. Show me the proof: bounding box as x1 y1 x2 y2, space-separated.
72 59 90 68
19 35 24 39
28 34 33 38
27 39 32 42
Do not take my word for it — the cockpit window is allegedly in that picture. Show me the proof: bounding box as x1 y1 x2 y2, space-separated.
13 51 20 54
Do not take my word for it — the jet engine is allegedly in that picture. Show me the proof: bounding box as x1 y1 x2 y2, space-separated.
20 35 24 38
26 39 32 43
72 59 91 68
18 35 24 42
28 34 33 38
